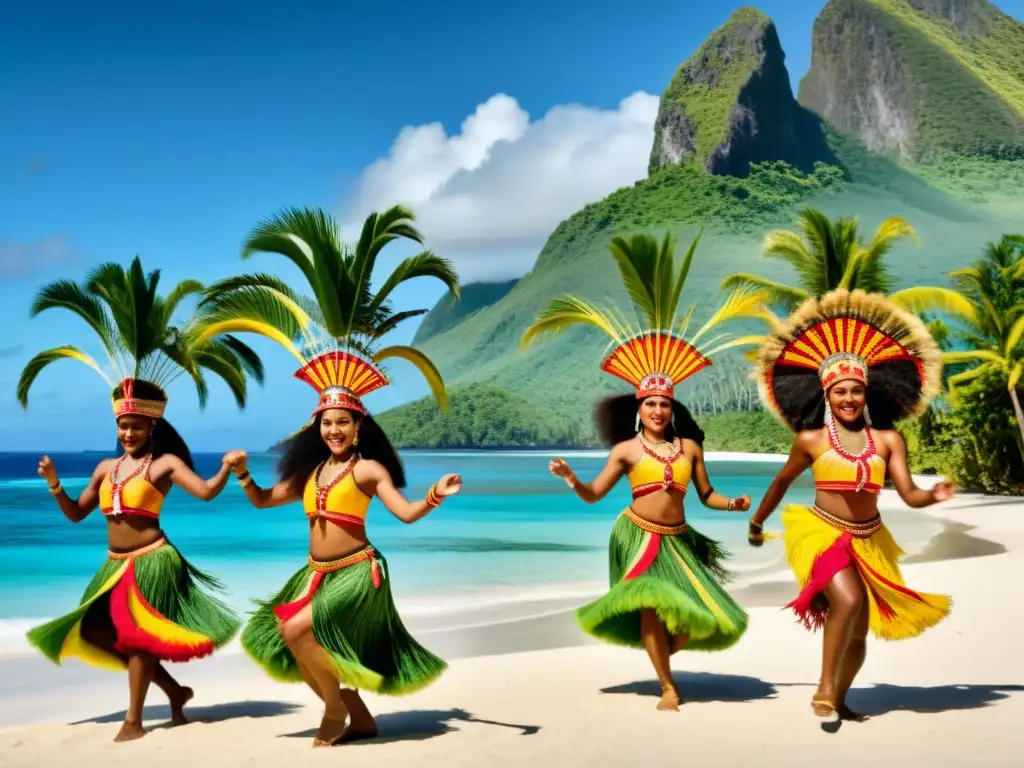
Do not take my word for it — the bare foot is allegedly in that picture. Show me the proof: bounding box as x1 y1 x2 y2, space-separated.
169 686 194 726
312 712 349 747
113 720 146 742
837 703 868 722
657 684 681 712
338 690 377 742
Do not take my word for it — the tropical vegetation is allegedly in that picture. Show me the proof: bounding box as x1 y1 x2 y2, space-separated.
902 234 1024 493
720 207 977 325
17 256 264 409
194 205 460 408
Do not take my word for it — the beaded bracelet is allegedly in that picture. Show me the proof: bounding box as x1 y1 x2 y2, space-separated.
425 484 442 508
237 471 254 488
48 482 63 496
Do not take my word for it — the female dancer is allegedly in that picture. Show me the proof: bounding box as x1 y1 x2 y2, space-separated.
29 378 242 741
748 289 954 722
548 331 751 711
233 349 457 747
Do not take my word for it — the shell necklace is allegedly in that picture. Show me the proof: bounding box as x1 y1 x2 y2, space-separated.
109 453 152 517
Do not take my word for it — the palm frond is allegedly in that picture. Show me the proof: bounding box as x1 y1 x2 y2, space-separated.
17 346 108 408
1006 314 1024 355
941 349 1007 367
29 280 117 354
373 344 449 411
190 345 250 409
608 234 660 328
243 207 349 335
367 251 460 317
162 279 204 325
690 287 772 347
520 295 624 349
719 273 808 313
887 287 978 324
369 309 429 340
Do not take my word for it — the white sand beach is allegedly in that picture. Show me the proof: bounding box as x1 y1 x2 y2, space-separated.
1 488 1022 766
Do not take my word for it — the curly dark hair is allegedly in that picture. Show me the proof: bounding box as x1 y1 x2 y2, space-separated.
110 379 194 470
772 360 924 431
595 394 706 447
276 410 406 493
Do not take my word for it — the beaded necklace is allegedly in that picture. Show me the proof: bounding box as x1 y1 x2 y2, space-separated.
313 455 358 515
108 453 152 517
638 433 685 487
826 420 876 493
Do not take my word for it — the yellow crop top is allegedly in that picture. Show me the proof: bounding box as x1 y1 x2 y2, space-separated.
811 425 886 494
303 457 372 527
627 439 692 499
100 455 165 518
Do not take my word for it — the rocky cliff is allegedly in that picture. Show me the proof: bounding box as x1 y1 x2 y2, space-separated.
649 7 835 176
799 0 1024 162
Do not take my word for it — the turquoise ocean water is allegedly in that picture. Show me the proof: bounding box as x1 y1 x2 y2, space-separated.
0 450 813 629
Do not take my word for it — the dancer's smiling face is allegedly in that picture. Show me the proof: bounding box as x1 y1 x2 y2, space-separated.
117 415 152 455
320 408 360 457
639 396 672 437
827 381 867 426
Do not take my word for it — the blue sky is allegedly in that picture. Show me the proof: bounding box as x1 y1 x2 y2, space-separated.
2 0 1022 452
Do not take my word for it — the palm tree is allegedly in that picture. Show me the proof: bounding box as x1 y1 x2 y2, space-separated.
720 208 977 325
940 235 1024 447
521 229 762 359
195 205 460 407
17 257 264 409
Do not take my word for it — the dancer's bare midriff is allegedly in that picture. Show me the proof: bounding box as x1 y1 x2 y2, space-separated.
106 515 165 553
629 486 687 527
814 489 881 524
307 517 371 562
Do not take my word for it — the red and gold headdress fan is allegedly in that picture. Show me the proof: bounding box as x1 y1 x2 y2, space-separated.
294 348 390 417
600 331 712 413
756 289 942 431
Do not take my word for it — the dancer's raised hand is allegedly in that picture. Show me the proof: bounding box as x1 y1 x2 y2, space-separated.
38 455 58 485
435 473 462 497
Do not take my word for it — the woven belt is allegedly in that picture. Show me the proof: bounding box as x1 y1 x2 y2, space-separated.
624 506 688 536
108 537 167 560
810 505 882 538
307 545 385 587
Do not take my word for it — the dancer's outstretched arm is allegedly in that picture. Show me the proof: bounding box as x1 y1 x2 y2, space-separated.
229 451 302 509
879 431 956 508
748 433 814 544
155 451 240 501
370 462 462 523
549 443 628 504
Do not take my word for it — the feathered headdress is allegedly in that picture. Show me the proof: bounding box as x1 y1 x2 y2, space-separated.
756 289 942 430
520 230 762 399
294 349 390 416
14 257 261 421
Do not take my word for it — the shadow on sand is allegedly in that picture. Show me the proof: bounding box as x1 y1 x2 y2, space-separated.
601 671 778 703
71 700 302 728
776 681 1024 734
282 707 541 745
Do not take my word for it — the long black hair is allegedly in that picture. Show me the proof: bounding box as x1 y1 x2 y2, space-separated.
277 410 406 493
595 393 705 447
775 360 922 431
111 380 194 470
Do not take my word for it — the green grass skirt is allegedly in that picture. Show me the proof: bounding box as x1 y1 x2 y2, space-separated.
27 541 240 669
575 512 749 650
240 546 447 695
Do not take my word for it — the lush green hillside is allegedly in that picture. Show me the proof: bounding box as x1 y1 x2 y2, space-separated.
378 383 794 452
376 382 588 448
412 280 517 346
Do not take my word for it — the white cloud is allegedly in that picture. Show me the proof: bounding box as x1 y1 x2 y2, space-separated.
342 92 659 282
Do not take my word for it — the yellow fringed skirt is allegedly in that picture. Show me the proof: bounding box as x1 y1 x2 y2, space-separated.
781 505 951 640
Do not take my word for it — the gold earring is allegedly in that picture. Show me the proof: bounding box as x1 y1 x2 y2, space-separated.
353 433 360 447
